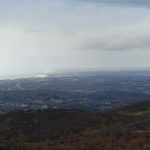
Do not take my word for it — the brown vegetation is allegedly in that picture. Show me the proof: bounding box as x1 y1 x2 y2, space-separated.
0 101 150 150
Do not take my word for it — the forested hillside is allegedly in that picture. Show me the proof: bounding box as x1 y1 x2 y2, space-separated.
0 101 150 150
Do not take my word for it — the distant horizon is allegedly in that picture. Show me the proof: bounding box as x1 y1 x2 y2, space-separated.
1 68 150 80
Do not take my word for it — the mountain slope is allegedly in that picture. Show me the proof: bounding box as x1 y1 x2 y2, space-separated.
0 101 150 150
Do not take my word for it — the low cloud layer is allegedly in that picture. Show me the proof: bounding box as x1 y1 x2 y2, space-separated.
82 33 150 52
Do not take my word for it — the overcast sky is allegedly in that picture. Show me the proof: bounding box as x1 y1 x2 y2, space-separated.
0 0 150 76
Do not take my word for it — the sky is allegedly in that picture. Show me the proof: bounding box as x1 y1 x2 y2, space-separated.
0 0 150 77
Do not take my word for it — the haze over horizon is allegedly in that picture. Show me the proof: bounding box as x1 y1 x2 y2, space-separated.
1 0 150 76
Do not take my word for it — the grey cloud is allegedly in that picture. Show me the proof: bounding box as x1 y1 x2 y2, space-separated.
82 36 150 51
70 0 150 7
25 28 46 34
